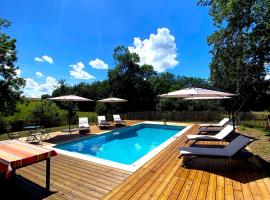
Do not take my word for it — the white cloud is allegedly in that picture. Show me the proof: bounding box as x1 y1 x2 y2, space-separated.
34 55 53 64
266 74 270 80
36 72 44 78
42 55 53 64
128 27 179 72
15 69 21 77
70 62 95 79
89 58 108 69
23 76 58 98
4 65 10 69
34 57 44 62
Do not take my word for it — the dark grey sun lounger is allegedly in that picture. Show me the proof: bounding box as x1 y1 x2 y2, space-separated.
180 135 254 158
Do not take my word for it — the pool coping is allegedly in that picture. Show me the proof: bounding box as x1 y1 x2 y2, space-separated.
46 121 192 172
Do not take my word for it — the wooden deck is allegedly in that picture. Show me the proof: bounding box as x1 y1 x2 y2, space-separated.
2 121 270 199
103 125 270 200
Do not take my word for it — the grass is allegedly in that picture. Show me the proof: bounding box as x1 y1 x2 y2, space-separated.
3 99 40 123
238 120 270 162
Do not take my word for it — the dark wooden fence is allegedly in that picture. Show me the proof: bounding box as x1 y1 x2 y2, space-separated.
119 111 256 123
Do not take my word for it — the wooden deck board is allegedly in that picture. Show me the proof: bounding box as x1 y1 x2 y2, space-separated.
1 121 270 200
102 124 270 200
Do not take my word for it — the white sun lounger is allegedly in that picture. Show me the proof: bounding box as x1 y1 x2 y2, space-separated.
186 124 233 142
97 116 110 128
199 118 230 127
78 117 90 132
113 114 126 126
180 135 253 158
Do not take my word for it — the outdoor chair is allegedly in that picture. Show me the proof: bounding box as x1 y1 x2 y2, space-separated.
113 114 126 126
186 124 234 143
26 130 42 143
78 117 90 134
97 116 110 128
5 125 20 141
40 129 52 141
180 135 254 159
199 117 230 128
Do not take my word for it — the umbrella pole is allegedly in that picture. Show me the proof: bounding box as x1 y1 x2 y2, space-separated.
68 116 71 134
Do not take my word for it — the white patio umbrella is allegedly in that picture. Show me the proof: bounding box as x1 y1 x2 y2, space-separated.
48 95 93 133
159 87 234 99
97 97 128 103
159 87 236 132
48 95 93 102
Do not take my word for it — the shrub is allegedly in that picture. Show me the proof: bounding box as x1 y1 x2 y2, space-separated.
30 101 64 127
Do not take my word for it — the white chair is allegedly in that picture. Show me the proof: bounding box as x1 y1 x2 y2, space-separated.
97 116 110 128
113 114 126 126
180 135 253 158
78 117 90 133
186 124 233 142
199 118 230 127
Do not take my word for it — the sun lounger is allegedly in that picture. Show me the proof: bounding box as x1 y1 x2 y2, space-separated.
113 114 126 126
199 118 230 127
97 116 110 128
186 124 233 142
180 135 254 158
78 117 90 133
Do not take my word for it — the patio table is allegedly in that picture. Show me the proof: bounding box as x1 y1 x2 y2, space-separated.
24 125 42 130
0 140 57 192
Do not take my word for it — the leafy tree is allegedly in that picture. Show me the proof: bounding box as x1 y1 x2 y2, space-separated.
52 79 71 97
108 46 157 111
31 101 63 127
0 18 25 115
198 0 270 110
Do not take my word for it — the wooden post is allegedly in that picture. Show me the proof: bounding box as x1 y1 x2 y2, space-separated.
46 158 51 192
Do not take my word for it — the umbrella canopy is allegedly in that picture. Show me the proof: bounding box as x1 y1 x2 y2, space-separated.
184 96 231 100
159 87 234 99
98 97 128 103
48 95 93 101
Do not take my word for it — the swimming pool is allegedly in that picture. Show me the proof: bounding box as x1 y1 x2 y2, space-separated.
54 122 190 171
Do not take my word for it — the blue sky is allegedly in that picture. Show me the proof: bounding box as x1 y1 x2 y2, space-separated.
0 0 215 97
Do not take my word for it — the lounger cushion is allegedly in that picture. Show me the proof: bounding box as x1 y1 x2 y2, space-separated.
180 135 253 157
180 147 226 156
79 117 90 128
187 125 233 141
199 118 230 127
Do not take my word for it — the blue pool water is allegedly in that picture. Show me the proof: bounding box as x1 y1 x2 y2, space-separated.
55 124 185 165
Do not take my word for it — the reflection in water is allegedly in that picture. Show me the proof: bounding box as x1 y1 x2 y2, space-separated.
134 143 142 151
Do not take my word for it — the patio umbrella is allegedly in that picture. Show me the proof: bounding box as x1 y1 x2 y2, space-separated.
159 87 236 131
98 97 128 116
159 87 234 99
48 95 93 133
97 97 128 103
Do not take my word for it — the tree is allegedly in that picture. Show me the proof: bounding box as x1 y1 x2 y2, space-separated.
0 18 25 115
31 101 63 127
108 46 157 111
52 79 71 97
198 0 270 110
